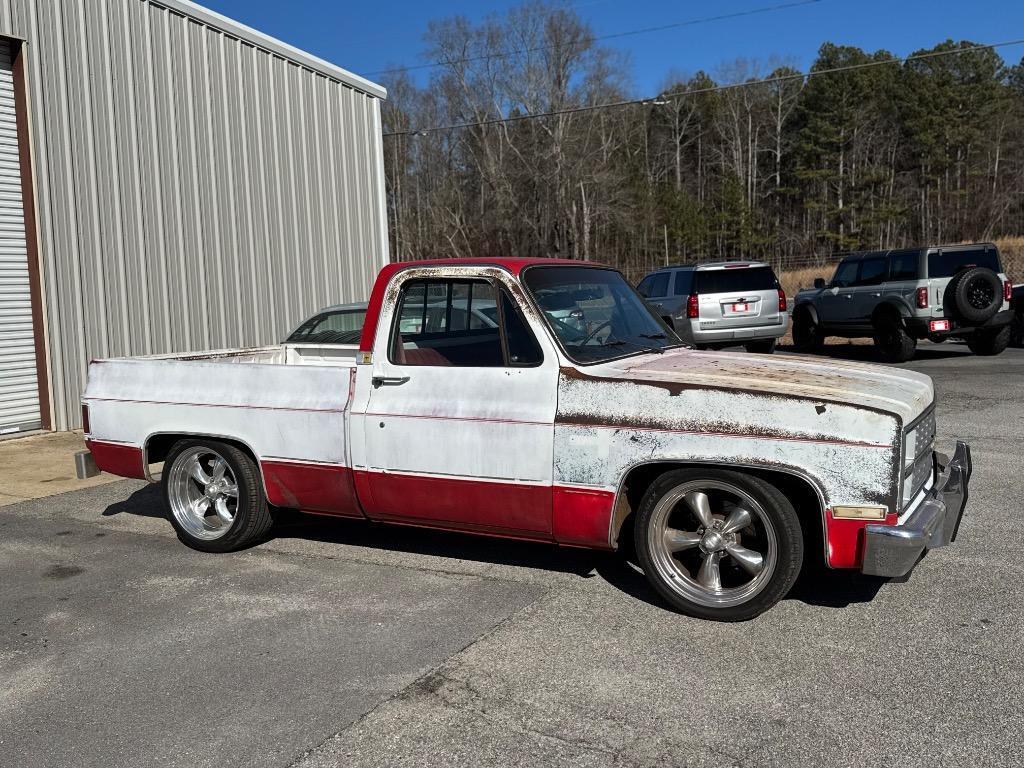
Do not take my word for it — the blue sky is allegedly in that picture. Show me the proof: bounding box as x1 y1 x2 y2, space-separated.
201 0 1024 94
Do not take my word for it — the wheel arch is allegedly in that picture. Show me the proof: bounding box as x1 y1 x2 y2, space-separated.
793 300 819 325
610 459 828 567
144 432 266 492
871 299 912 325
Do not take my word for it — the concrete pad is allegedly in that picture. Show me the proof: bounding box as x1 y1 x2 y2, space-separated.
0 508 545 768
0 431 118 506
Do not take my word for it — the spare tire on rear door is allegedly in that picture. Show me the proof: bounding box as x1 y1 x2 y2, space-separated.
944 267 1003 324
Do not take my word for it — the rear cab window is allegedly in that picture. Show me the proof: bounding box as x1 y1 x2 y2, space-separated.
694 265 779 294
927 248 1002 278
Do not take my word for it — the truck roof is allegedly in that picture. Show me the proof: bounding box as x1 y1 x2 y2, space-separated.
358 258 610 352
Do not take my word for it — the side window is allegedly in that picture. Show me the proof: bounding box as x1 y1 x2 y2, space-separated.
854 258 887 287
500 290 543 366
672 271 693 296
831 260 859 288
390 279 503 367
647 272 670 298
889 251 919 281
638 273 669 298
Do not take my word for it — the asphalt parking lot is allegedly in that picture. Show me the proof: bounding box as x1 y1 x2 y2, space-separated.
2 342 1022 768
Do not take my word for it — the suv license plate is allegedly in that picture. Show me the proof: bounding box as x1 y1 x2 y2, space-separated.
731 303 749 313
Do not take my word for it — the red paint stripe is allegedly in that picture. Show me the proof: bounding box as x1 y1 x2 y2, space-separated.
86 439 146 479
553 486 616 549
84 396 344 414
355 468 552 535
261 460 363 517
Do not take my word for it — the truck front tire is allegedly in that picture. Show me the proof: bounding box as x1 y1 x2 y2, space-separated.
162 439 273 553
634 468 804 621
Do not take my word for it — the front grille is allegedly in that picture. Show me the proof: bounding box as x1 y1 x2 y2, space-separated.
901 406 937 509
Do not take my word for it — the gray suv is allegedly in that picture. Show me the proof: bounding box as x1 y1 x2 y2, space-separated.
637 262 789 353
792 243 1014 362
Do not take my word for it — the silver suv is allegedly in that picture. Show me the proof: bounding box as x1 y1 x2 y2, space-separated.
637 262 789 353
792 243 1014 362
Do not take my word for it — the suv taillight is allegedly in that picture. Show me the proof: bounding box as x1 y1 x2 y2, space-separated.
916 287 929 309
777 288 787 312
1005 281 1013 302
686 294 699 319
82 404 90 435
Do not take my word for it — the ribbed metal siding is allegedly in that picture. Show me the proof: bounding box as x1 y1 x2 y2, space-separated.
0 0 389 430
0 39 40 433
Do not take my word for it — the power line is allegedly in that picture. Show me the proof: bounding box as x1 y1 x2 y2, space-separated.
366 0 824 77
383 37 1024 138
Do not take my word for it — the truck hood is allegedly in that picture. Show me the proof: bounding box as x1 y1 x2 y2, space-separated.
596 348 933 426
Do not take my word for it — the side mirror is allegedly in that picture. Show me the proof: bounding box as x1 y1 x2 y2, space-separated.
813 277 826 290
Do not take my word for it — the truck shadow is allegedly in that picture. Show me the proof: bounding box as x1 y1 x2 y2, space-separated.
102 486 887 612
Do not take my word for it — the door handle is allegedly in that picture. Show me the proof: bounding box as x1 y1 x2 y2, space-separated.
871 292 881 297
372 376 410 388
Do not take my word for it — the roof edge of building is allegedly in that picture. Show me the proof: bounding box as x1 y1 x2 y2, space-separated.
150 0 387 99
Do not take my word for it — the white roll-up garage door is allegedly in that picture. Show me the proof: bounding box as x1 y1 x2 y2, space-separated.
0 40 41 435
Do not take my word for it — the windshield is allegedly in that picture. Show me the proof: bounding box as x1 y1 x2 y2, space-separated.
286 308 367 344
523 266 683 364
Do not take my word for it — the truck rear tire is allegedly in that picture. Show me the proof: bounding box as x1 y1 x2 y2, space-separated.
966 325 1011 356
873 315 916 363
162 439 273 553
634 468 803 621
791 307 823 352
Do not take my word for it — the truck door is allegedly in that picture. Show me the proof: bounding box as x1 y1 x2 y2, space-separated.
354 273 559 536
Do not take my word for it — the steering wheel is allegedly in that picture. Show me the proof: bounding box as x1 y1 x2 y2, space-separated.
580 319 612 345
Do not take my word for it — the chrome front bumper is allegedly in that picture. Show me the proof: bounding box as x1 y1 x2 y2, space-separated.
861 441 972 578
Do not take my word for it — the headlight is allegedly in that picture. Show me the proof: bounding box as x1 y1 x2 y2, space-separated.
901 407 936 509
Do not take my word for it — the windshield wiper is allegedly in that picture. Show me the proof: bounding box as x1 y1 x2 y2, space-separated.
639 333 668 340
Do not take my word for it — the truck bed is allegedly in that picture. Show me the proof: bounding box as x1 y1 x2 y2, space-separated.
83 344 358 476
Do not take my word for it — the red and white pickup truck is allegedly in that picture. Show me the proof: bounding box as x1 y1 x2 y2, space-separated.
78 258 972 620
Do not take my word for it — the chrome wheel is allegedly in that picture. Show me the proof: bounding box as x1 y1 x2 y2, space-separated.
167 447 239 541
647 480 778 608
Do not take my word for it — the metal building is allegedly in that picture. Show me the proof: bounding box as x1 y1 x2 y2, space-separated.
0 0 389 433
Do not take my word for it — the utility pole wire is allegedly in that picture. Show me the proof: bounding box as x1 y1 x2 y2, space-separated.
366 0 824 77
383 37 1024 138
